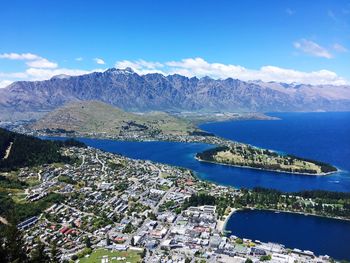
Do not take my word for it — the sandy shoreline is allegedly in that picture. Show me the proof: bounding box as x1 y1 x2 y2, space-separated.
217 208 237 233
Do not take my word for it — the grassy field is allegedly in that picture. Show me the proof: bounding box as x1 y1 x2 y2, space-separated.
79 249 142 263
215 149 322 173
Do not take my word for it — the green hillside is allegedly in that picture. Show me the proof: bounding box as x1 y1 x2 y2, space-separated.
0 128 83 171
30 100 199 136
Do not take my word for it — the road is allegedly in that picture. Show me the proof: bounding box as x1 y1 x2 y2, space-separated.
153 186 176 213
96 153 107 179
78 155 85 169
2 141 13 160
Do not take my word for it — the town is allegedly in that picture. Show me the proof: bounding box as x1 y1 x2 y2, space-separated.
6 145 338 263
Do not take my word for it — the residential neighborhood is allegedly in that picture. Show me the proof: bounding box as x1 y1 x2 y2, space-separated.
11 146 336 263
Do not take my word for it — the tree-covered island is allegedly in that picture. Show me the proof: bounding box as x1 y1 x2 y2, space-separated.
196 145 337 175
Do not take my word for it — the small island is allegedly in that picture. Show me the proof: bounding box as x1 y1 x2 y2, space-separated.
196 145 337 175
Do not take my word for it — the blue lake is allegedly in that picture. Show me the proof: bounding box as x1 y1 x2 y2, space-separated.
57 112 350 192
201 112 350 174
62 138 350 192
45 112 350 260
226 209 350 260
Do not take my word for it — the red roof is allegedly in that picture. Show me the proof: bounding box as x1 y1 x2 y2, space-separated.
59 227 69 234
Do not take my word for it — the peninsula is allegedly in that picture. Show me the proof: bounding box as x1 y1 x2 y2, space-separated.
0 128 348 263
196 145 337 175
13 101 338 176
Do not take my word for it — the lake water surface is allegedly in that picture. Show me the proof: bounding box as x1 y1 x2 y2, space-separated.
226 209 350 260
61 112 350 192
45 112 350 260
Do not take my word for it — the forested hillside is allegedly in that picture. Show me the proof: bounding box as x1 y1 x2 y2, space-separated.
0 128 84 171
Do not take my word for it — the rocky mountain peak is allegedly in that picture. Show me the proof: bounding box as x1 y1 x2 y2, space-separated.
0 69 350 121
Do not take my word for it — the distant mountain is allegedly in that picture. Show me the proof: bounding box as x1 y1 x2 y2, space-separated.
1 68 350 121
30 100 198 136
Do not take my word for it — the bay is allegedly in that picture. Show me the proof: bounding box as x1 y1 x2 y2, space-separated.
225 209 350 260
58 137 350 192
45 113 350 192
43 112 350 260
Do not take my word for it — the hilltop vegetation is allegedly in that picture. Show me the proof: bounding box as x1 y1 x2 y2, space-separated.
0 192 64 221
181 187 350 220
0 128 84 171
197 145 337 175
30 100 200 136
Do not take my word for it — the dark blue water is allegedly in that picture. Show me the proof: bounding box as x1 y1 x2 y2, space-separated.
45 112 350 259
53 112 350 192
52 137 350 192
200 112 350 173
226 210 350 260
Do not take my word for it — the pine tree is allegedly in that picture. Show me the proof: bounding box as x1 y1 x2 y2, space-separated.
3 221 28 263
0 229 7 261
85 236 91 248
106 233 111 246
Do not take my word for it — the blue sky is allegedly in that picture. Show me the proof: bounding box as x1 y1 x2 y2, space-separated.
0 0 349 87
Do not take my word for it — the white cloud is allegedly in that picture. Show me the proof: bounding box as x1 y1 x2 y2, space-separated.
0 80 13 89
0 71 28 79
333 43 348 53
293 39 333 58
75 57 83 61
24 67 104 80
94 58 105 65
26 58 58 68
115 57 348 85
116 59 164 74
0 53 41 60
0 52 58 69
0 68 104 85
0 52 106 88
0 52 348 88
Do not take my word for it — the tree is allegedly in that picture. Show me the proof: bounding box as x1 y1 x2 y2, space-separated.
106 234 111 246
0 230 7 261
123 223 134 234
30 241 50 263
141 248 146 258
148 212 157 220
51 241 60 263
260 255 272 261
85 236 92 248
3 218 28 263
235 238 243 244
245 259 253 263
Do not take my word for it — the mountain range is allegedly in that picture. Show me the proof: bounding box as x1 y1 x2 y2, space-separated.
1 68 350 121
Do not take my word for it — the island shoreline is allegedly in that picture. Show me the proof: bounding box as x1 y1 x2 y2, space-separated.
195 156 338 176
37 133 339 176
